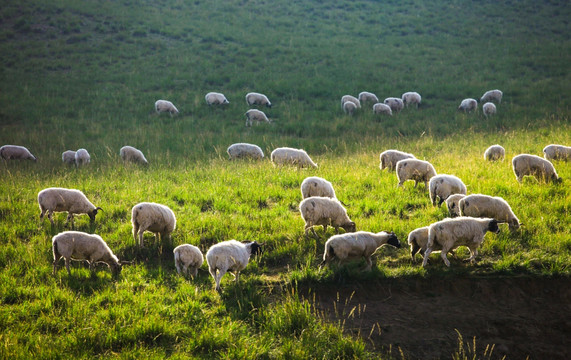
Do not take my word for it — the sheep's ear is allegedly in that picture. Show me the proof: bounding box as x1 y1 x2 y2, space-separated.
120 260 134 265
95 207 104 212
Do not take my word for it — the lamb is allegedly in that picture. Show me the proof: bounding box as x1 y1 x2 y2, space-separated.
446 194 466 217
342 100 357 115
155 100 179 116
131 202 176 247
341 95 361 108
227 143 264 160
429 174 467 206
480 89 503 104
62 150 76 165
299 196 356 235
543 144 571 161
484 145 505 161
422 217 500 267
379 150 416 171
0 145 36 161
120 146 148 165
395 158 437 189
38 187 102 227
174 244 204 279
245 109 270 126
206 240 262 292
383 97 404 113
482 102 497 117
271 147 317 168
458 98 478 112
372 103 393 116
75 148 90 167
205 92 229 105
512 154 559 183
459 194 521 231
401 92 421 108
52 231 123 276
301 176 336 199
320 231 401 271
245 92 271 108
358 91 379 104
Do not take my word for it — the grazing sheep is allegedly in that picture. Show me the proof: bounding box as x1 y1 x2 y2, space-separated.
458 98 478 112
343 101 357 115
482 102 497 117
205 92 229 105
372 103 393 116
395 159 437 189
75 148 90 167
227 143 264 160
401 92 421 108
301 176 336 199
120 146 148 165
245 109 270 126
480 89 503 104
543 144 571 161
341 95 361 108
52 231 123 276
245 92 271 108
484 145 505 161
459 194 521 231
131 202 176 247
358 91 379 104
299 196 356 235
380 150 416 171
422 217 500 267
174 244 204 279
0 145 36 161
38 187 102 227
271 147 317 168
155 100 179 116
512 154 559 183
446 194 466 217
384 97 404 113
429 174 467 206
206 240 262 292
320 231 401 271
62 150 76 165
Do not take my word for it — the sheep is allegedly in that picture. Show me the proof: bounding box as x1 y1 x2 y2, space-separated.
458 98 478 112
341 95 361 108
512 154 559 183
429 174 467 206
459 194 521 231
446 194 466 217
227 143 264 160
174 244 204 279
482 102 497 117
395 158 437 189
206 240 262 292
299 196 356 235
384 97 404 113
245 109 270 126
320 231 401 271
155 100 179 116
75 148 90 167
358 91 379 104
379 150 416 171
301 176 336 199
205 92 229 105
342 100 357 115
401 92 421 108
484 145 505 161
62 150 76 165
52 231 123 276
131 202 176 247
372 103 393 116
543 144 571 161
480 89 503 104
422 217 500 267
120 146 148 165
0 145 36 161
408 226 457 263
245 92 271 108
38 187 102 227
271 147 317 168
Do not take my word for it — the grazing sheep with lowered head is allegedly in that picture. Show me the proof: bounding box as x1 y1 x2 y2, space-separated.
384 97 404 113
75 148 90 167
401 92 421 108
480 89 503 104
358 91 379 104
458 98 478 112
395 158 437 189
301 176 336 200
459 194 521 231
62 150 76 165
245 109 270 126
205 92 229 105
227 143 264 160
174 244 204 279
543 144 571 161
512 154 559 183
155 100 179 116
271 147 317 168
429 174 467 206
380 150 416 171
120 146 148 165
0 145 36 161
484 145 505 161
343 101 357 115
446 194 466 217
245 92 271 107
482 102 496 118
341 95 361 108
299 196 355 235
131 202 176 247
206 240 262 292
38 187 102 227
373 103 393 116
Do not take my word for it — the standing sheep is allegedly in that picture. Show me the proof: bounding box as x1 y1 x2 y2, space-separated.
429 174 467 206
227 143 264 160
543 144 571 161
206 240 262 292
205 92 229 105
395 159 437 189
0 145 36 161
75 148 90 167
512 154 560 183
62 150 76 165
459 194 521 231
299 196 356 235
245 109 270 126
458 98 478 112
155 100 179 116
245 92 271 108
373 103 393 116
446 194 466 217
131 202 176 247
482 102 497 118
174 244 204 279
271 147 317 168
342 101 358 115
120 146 148 165
301 176 336 199
38 187 102 227
384 97 404 113
358 91 379 104
380 150 416 171
401 92 421 108
341 95 361 108
484 145 505 161
480 89 503 104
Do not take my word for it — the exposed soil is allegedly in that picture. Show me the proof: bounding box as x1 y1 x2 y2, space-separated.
303 277 571 359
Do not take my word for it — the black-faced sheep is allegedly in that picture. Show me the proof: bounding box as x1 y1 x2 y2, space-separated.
246 92 271 108
206 240 262 292
205 92 229 105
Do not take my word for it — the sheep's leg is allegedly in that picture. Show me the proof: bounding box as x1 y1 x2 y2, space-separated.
39 206 46 222
215 269 226 292
192 267 198 279
440 247 451 267
413 181 418 188
234 271 240 283
65 258 72 275
410 244 420 262
48 210 55 225
422 248 432 267
363 257 373 271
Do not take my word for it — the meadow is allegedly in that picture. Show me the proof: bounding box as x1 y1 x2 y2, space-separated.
1 0 570 358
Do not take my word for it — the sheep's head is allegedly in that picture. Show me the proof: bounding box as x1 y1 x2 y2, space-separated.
89 207 103 222
386 232 401 248
508 218 521 231
342 222 356 233
249 241 263 256
488 220 500 234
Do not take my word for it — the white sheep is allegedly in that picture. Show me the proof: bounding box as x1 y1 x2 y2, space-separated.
227 143 264 160
155 100 179 116
52 231 123 276
458 98 478 112
341 95 361 108
0 145 36 161
384 97 404 113
429 174 467 206
482 102 497 117
206 240 262 292
38 187 102 227
120 146 148 165
301 176 336 199
459 194 521 231
62 150 76 165
422 217 500 267
271 147 317 168
75 148 90 167
484 145 505 161
372 103 393 116
379 150 416 171
446 194 466 217
543 144 571 161
320 231 401 271
131 202 176 247
205 92 229 105
358 91 379 104
174 244 204 279
512 154 560 183
408 226 456 263
342 101 357 115
480 89 503 104
395 158 437 189
245 92 271 108
401 92 421 108
245 109 270 126
299 196 356 235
